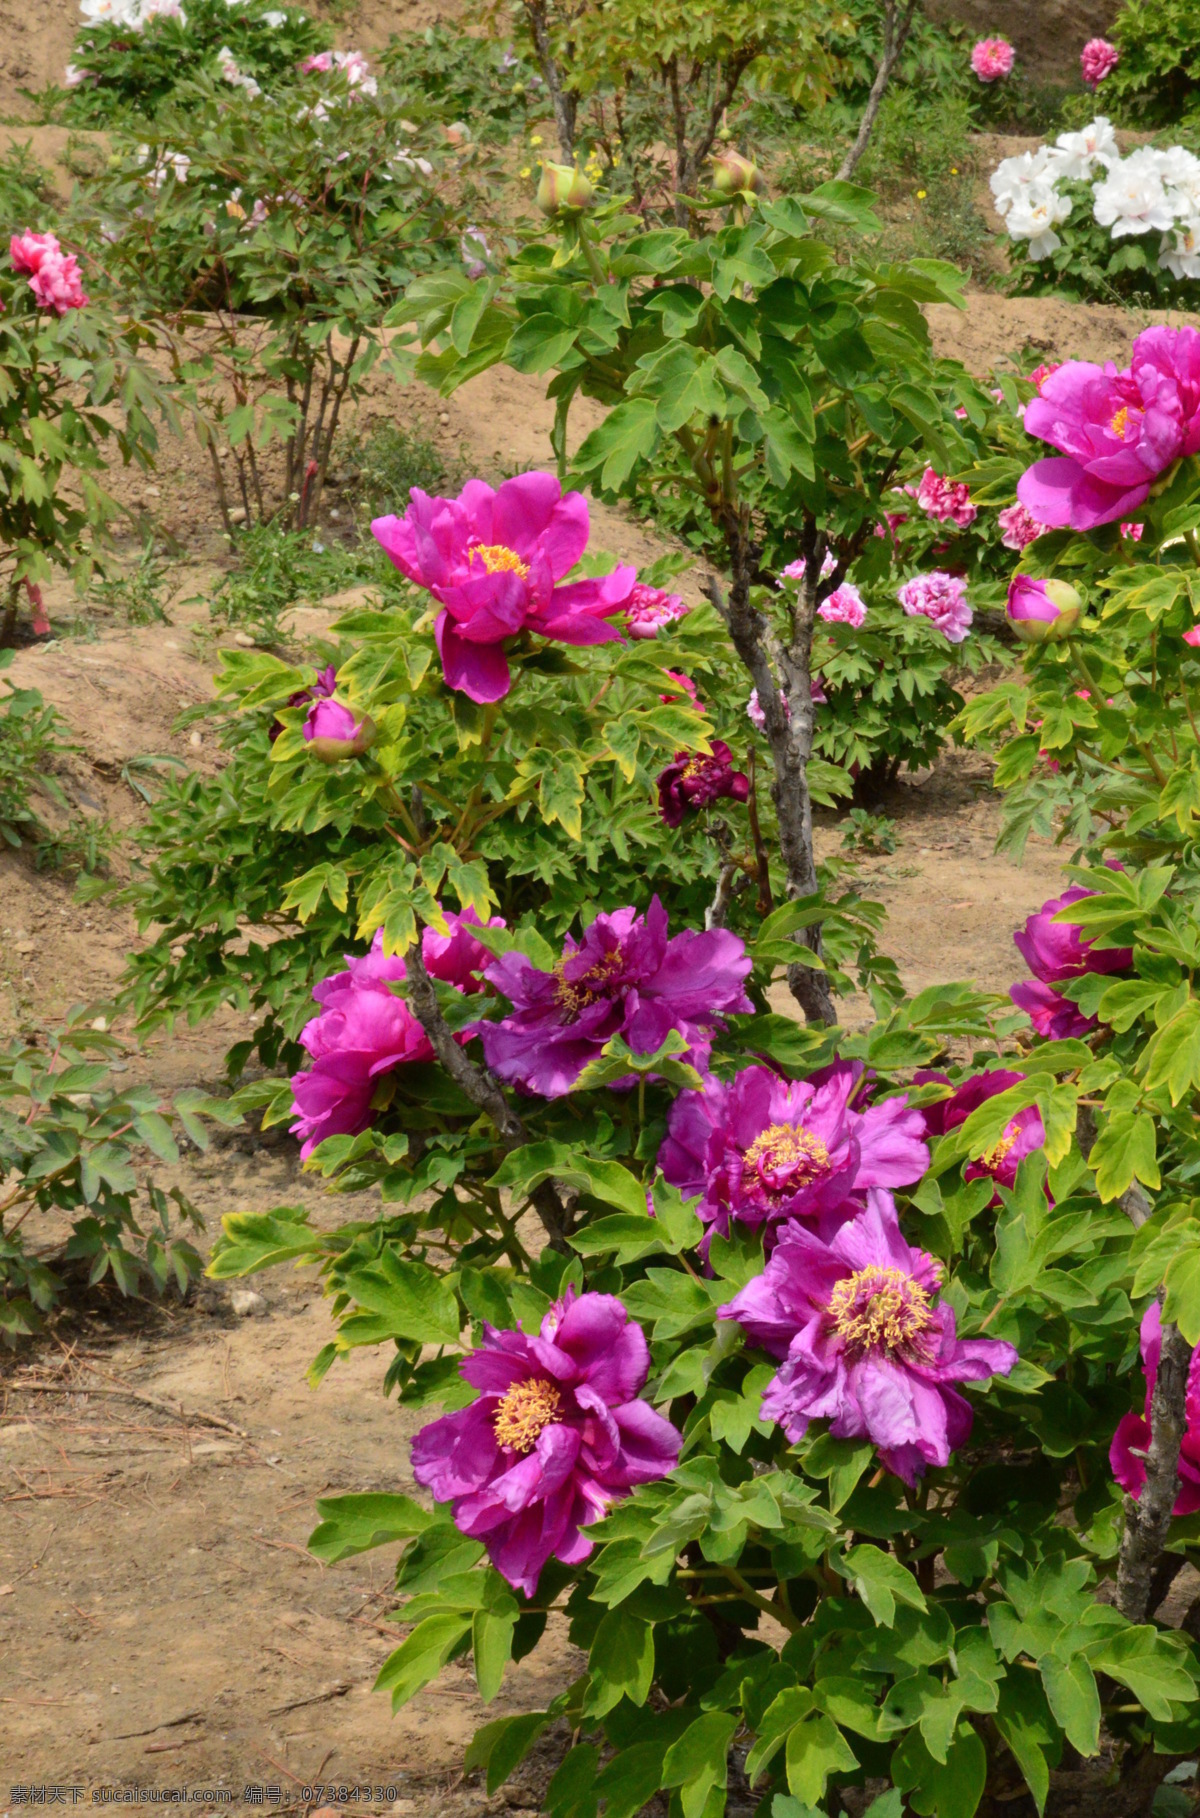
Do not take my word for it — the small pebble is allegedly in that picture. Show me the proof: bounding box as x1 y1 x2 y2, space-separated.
229 1288 267 1318
233 631 256 647
188 730 203 748
91 1016 108 1032
229 506 247 526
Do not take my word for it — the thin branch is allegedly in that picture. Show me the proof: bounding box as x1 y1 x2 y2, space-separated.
1116 1308 1193 1622
836 0 921 182
403 942 570 1253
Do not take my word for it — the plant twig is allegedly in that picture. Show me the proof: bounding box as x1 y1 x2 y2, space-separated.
1116 1308 1192 1622
836 0 921 181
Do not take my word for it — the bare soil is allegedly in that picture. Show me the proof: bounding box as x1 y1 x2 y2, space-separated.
0 17 1173 1805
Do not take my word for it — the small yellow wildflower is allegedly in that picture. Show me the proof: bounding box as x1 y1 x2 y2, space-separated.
951 166 959 174
916 189 927 199
520 166 532 178
530 134 543 146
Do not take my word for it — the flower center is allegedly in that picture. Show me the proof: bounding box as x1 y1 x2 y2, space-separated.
743 1122 831 1190
553 948 626 1021
493 1377 562 1453
1110 406 1132 439
471 541 530 580
827 1265 938 1359
980 1121 1021 1171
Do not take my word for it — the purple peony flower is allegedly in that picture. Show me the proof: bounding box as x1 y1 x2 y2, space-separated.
289 941 433 1159
897 572 973 644
657 740 750 827
303 694 375 761
371 473 635 703
1010 883 1133 1037
422 905 506 994
1019 327 1200 530
623 583 690 639
477 896 753 1098
410 1288 681 1596
660 1062 929 1243
721 1194 1017 1482
1111 1301 1200 1516
1006 574 1081 643
916 1068 1044 1196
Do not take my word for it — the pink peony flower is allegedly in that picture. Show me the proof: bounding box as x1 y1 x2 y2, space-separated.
657 741 749 827
660 1061 928 1242
1111 1301 1200 1516
971 37 1015 82
874 510 908 541
1121 521 1144 540
271 662 337 742
916 467 977 527
747 678 826 730
917 1068 1044 1197
289 934 434 1158
10 230 60 275
1009 882 1133 1038
659 671 702 710
1019 326 1200 530
623 582 689 638
1028 362 1062 393
28 250 89 315
1080 38 1119 89
897 572 973 644
411 1288 680 1597
422 905 506 994
721 1193 1017 1483
371 474 635 703
1185 626 1200 647
818 582 867 627
477 897 752 1098
998 503 1049 550
782 551 838 585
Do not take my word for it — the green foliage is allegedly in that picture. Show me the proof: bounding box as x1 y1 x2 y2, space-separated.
0 143 58 233
208 522 387 644
61 0 330 125
1102 0 1200 127
340 422 456 527
0 653 75 858
0 1011 239 1338
378 25 539 139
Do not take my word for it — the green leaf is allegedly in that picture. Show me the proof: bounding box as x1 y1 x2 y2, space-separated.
661 1711 739 1818
1039 1654 1100 1756
1143 998 1200 1105
464 1712 550 1794
839 1546 928 1627
587 1608 654 1716
785 1711 858 1804
489 1144 647 1217
892 1724 987 1818
473 1606 517 1704
1084 1626 1198 1719
308 1493 434 1563
374 1613 472 1710
336 1251 461 1346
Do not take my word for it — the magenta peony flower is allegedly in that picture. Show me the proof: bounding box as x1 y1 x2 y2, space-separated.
818 583 867 627
623 583 689 639
657 741 749 827
897 572 973 644
411 1288 680 1597
1185 626 1200 648
916 468 977 528
10 230 60 275
660 1062 928 1242
26 249 88 314
917 1068 1044 1195
747 683 824 730
289 937 433 1159
1028 362 1062 394
422 905 505 994
1009 883 1133 1038
1006 574 1081 642
270 663 337 743
721 1195 1017 1483
1111 1301 1200 1516
371 473 636 704
1080 37 1119 88
303 694 374 761
659 671 703 710
477 896 752 1098
998 503 1049 550
1019 327 1200 530
971 37 1015 81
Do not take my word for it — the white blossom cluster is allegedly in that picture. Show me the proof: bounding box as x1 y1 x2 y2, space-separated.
991 118 1200 279
80 0 187 25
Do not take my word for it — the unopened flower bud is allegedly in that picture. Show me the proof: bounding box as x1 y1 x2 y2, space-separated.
303 696 375 761
536 162 594 215
1006 575 1082 643
710 149 761 196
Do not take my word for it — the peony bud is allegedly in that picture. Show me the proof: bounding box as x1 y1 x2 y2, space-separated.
303 695 375 761
1006 575 1081 643
709 149 762 196
536 162 594 216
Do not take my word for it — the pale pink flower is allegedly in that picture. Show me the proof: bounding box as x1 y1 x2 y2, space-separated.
897 572 973 644
781 551 838 585
818 583 867 628
998 503 1049 550
1121 521 1144 540
10 231 60 275
972 37 1015 82
624 583 689 639
28 251 88 315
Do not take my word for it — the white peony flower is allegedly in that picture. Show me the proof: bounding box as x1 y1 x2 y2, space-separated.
1160 218 1200 279
1094 149 1178 237
63 62 89 85
1157 146 1200 217
80 0 141 22
1052 116 1119 182
262 8 287 21
1006 182 1073 259
990 146 1064 215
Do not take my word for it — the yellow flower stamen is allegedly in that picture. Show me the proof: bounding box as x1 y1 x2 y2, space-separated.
493 1377 562 1453
471 541 530 579
1110 406 1131 440
980 1121 1021 1171
827 1265 937 1357
743 1122 831 1185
